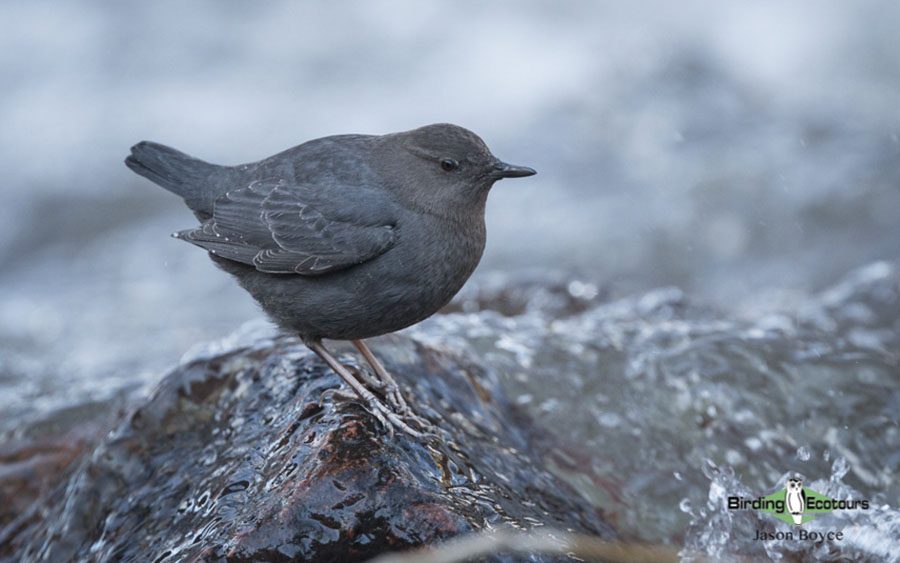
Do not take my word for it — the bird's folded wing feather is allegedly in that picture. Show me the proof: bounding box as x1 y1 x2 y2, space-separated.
177 179 397 275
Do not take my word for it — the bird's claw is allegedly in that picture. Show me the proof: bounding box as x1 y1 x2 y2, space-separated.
319 387 359 407
353 391 435 439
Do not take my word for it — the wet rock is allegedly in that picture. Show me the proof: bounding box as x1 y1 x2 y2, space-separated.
2 331 616 562
0 422 106 529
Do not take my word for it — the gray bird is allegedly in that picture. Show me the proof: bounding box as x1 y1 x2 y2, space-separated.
125 123 535 436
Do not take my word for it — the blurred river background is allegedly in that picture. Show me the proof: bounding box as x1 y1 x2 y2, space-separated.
1 1 899 559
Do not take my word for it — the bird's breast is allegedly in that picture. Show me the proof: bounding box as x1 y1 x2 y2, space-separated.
360 212 485 325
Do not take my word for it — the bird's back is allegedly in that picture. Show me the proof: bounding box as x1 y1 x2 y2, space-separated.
126 133 382 220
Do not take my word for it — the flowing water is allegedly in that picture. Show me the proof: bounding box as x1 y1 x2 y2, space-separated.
420 261 900 560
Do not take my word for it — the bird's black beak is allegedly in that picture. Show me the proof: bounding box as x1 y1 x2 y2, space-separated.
491 161 536 179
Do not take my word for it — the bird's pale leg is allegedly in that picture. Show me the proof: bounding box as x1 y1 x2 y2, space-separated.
352 339 412 415
306 339 424 438
352 340 437 437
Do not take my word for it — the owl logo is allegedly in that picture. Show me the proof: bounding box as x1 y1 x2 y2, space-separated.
785 477 806 525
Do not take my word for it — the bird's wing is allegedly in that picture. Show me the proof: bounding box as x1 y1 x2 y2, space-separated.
177 178 397 275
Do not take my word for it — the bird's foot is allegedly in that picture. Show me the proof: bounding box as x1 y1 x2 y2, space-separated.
351 340 416 417
352 364 388 391
359 390 438 439
320 381 436 439
363 395 431 439
318 387 358 407
353 367 415 418
383 381 415 417
308 339 435 439
318 386 408 437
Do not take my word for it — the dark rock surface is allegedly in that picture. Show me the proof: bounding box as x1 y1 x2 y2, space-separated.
0 418 111 531
1 332 616 562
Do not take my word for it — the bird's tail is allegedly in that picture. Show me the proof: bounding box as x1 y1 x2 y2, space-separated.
125 141 221 209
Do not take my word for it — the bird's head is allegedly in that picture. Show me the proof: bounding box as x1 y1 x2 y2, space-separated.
377 123 535 219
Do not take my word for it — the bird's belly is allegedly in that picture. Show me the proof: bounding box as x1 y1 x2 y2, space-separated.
335 233 483 337
242 223 485 340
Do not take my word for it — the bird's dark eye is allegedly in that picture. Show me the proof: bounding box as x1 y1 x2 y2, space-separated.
440 158 457 172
